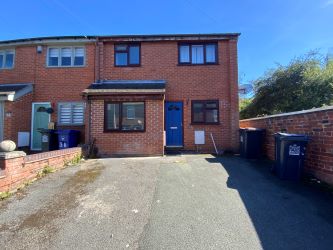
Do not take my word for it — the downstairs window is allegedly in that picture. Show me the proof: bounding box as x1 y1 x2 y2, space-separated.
192 100 219 124
58 102 85 125
105 102 145 131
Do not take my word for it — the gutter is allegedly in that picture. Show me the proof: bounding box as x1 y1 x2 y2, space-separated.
0 38 97 48
0 33 241 47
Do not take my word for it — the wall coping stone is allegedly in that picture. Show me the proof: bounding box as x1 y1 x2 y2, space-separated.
240 105 333 122
24 147 81 163
0 151 26 160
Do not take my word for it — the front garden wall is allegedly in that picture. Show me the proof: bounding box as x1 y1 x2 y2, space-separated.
0 147 82 192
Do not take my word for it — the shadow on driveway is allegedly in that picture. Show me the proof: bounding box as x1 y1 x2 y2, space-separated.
206 156 333 250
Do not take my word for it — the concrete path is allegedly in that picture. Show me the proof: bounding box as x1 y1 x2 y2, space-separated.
0 155 333 249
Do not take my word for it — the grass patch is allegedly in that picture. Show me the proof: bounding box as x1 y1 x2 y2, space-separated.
64 154 82 166
37 166 55 178
0 191 11 200
17 179 35 191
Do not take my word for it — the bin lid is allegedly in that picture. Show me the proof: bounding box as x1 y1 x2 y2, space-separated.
239 127 265 133
239 127 265 132
55 129 80 134
37 128 56 133
275 132 309 141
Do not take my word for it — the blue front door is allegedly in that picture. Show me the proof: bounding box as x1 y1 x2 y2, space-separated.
165 101 183 147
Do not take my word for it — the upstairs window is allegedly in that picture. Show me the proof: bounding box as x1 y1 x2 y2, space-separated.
115 44 140 66
179 43 217 65
105 102 145 131
192 100 219 124
0 49 15 69
47 46 85 67
58 102 85 125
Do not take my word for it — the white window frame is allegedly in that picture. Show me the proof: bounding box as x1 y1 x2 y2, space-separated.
0 49 15 69
46 46 86 67
58 102 85 126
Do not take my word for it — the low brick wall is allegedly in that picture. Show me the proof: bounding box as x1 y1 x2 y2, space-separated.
0 147 82 192
240 106 333 185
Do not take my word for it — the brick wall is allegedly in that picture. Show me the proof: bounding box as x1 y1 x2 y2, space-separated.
0 44 96 144
4 93 33 144
0 147 82 192
240 107 333 185
89 98 164 156
97 39 239 152
0 36 239 153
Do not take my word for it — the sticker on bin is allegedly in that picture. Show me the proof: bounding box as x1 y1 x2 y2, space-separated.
42 135 48 143
240 136 243 142
289 144 300 156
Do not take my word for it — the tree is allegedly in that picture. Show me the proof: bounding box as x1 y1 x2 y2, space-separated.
240 53 333 119
239 98 252 112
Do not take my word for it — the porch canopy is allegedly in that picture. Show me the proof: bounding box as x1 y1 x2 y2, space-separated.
82 80 166 98
0 83 33 101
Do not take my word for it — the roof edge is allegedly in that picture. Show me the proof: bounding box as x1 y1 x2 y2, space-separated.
0 83 33 101
0 33 240 46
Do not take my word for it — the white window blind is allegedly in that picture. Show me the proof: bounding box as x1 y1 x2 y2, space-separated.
58 102 84 125
72 103 84 124
49 48 59 57
74 47 84 57
0 49 15 69
74 47 85 66
61 48 71 57
61 48 72 66
48 47 85 67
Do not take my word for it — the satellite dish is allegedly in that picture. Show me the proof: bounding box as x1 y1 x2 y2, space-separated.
238 84 253 98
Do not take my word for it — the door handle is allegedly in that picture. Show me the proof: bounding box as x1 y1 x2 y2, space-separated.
170 127 177 129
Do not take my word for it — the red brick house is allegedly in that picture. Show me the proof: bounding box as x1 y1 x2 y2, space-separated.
0 33 240 156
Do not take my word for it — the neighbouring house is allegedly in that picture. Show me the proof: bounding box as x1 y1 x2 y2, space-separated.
0 33 240 156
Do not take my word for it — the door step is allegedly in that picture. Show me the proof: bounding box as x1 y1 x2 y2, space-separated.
165 146 183 155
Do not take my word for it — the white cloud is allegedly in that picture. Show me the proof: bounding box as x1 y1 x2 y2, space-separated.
322 0 333 8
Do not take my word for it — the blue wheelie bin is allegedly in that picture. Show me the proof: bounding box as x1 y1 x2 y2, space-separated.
56 130 80 149
274 133 309 181
239 128 265 159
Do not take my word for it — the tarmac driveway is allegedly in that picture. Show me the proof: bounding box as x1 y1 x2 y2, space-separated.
1 154 333 249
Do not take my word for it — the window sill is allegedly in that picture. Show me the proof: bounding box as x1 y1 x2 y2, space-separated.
57 124 85 126
114 65 141 68
0 67 14 70
177 63 219 66
103 129 145 133
46 65 86 68
191 122 220 125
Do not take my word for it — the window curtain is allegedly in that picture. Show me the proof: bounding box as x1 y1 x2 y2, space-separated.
206 45 216 63
191 45 204 64
180 45 190 63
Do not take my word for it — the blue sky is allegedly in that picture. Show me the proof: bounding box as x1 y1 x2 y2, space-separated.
1 0 333 84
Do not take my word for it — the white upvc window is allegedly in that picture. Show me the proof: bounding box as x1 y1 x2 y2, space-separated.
47 46 85 67
0 49 15 69
58 102 85 125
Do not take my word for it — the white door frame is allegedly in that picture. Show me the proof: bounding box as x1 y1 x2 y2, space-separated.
31 102 51 150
